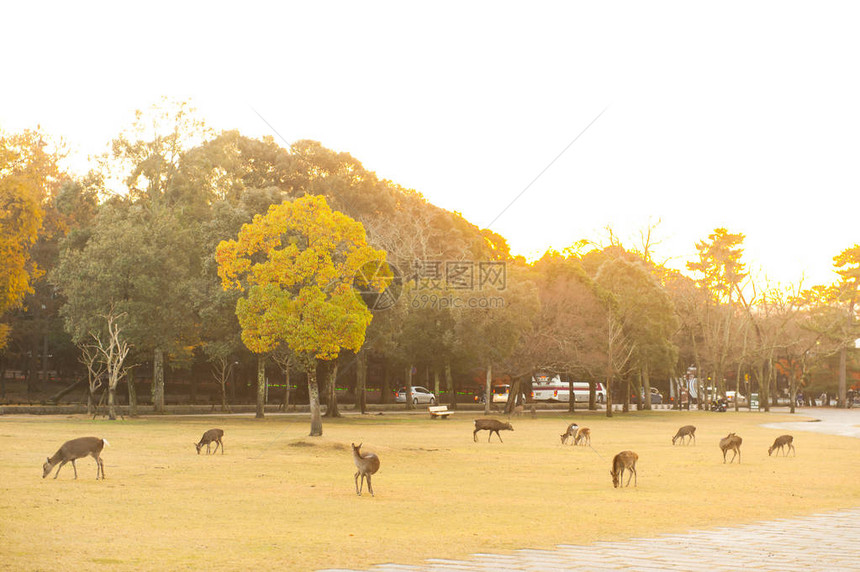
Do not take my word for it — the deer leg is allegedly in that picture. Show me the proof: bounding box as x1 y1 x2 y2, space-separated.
71 459 78 479
98 456 105 479
354 471 362 495
366 474 374 497
53 460 68 479
473 429 479 442
631 466 637 487
219 439 224 454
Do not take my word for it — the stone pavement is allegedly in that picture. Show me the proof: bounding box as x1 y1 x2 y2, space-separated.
321 409 860 572
321 508 860 571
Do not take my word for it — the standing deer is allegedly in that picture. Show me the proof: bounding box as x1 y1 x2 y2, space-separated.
473 419 514 442
42 437 108 480
719 432 743 463
560 423 579 445
672 425 696 445
195 428 224 455
352 442 380 496
573 426 591 446
610 450 638 488
768 435 795 456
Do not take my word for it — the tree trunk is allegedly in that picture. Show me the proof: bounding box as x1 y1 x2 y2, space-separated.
588 381 596 411
789 368 797 414
108 384 117 420
838 346 847 408
734 365 741 412
623 377 631 413
127 368 138 417
433 367 440 400
256 354 266 419
567 375 576 413
484 363 492 415
445 361 456 409
605 375 613 418
152 348 165 413
308 362 322 436
356 349 367 414
643 366 652 411
282 365 291 412
406 365 415 410
324 360 341 418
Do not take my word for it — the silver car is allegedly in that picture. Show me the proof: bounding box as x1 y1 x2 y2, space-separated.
394 386 437 405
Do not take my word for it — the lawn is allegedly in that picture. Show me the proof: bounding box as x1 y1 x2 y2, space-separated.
1 409 857 571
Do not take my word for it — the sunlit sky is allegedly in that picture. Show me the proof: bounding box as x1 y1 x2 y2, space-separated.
2 2 857 287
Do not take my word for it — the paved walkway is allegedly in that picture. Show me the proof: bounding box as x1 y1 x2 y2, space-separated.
321 408 860 572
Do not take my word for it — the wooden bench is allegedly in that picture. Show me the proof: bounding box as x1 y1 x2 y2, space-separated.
429 405 453 419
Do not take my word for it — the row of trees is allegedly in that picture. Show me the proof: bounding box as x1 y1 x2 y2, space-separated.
1 101 858 434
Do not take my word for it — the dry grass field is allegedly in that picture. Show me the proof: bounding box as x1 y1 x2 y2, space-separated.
1 409 858 571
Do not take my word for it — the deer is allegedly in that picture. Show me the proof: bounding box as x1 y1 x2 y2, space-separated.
42 436 108 480
473 419 514 442
352 442 380 496
672 425 696 446
560 423 579 445
610 450 638 488
573 426 591 446
768 434 795 456
719 432 743 463
195 428 224 455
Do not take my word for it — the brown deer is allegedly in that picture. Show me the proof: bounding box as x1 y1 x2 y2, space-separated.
42 437 108 480
352 443 380 496
195 428 224 455
473 419 514 442
560 423 579 445
610 450 638 488
573 426 591 446
768 435 795 456
719 432 743 463
672 425 696 446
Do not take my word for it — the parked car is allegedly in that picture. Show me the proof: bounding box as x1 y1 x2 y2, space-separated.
394 386 437 405
725 390 747 405
632 387 663 404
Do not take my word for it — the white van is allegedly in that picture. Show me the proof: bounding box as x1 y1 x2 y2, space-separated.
531 375 606 403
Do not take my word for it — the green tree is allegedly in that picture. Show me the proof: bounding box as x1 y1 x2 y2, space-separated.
596 255 678 411
216 194 386 435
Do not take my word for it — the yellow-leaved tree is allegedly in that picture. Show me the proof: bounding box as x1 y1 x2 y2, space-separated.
0 130 59 349
216 194 387 435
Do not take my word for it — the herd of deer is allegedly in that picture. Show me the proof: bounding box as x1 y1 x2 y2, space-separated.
40 420 796 495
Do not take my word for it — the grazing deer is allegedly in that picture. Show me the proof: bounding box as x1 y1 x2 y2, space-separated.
352 442 380 496
672 425 696 446
768 434 795 456
195 428 224 455
560 423 579 445
574 426 591 446
42 437 108 480
610 450 638 488
719 432 743 463
473 419 514 443
561 423 579 445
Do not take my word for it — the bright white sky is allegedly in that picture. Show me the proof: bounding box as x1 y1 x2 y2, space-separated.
2 1 857 287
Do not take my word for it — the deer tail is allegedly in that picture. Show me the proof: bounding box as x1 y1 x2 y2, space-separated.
102 438 110 447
